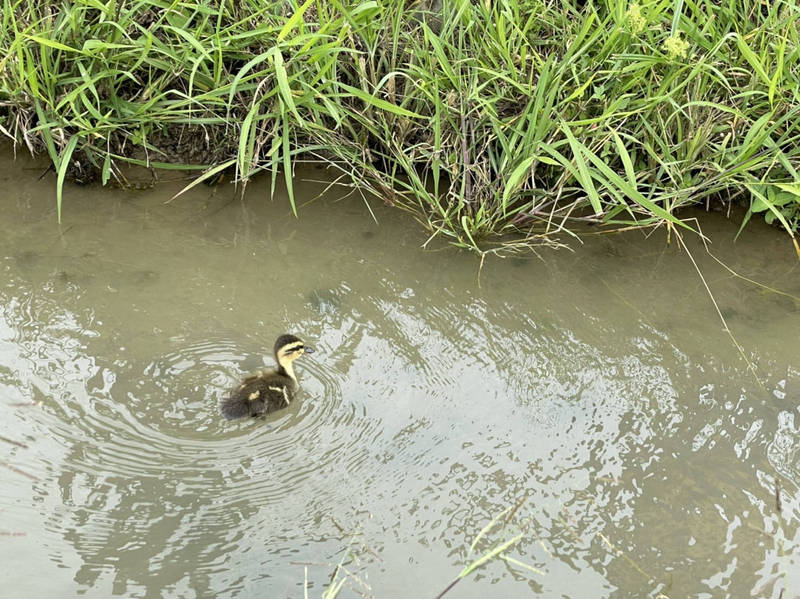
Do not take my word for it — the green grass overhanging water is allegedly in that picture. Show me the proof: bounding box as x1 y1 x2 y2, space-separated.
1 0 799 253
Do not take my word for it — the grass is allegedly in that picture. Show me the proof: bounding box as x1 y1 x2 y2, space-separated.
1 0 799 253
434 501 539 598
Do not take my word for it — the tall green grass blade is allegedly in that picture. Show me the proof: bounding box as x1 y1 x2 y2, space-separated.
338 82 423 118
170 158 237 201
56 135 80 223
282 111 296 215
423 23 458 86
502 156 536 204
581 144 696 232
26 34 84 54
274 50 302 123
768 30 788 107
278 0 314 42
33 100 58 165
610 129 637 189
238 101 259 182
735 34 771 87
560 120 602 215
227 50 275 108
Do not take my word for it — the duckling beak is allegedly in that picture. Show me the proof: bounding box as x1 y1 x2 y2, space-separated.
304 346 315 354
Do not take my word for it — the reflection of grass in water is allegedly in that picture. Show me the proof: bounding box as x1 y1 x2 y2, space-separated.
0 432 39 483
4 0 800 251
0 431 38 538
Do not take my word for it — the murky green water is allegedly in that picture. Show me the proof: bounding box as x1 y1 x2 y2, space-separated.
1 146 799 598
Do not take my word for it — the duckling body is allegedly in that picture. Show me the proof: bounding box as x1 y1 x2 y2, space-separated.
220 334 314 420
220 369 297 419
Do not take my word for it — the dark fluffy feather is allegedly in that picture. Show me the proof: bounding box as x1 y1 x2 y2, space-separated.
220 369 297 420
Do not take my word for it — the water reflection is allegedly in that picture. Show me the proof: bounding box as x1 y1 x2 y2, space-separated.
0 148 799 597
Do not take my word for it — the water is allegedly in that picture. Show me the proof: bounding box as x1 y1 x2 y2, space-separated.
1 146 799 598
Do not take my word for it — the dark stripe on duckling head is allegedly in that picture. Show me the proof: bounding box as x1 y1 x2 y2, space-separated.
274 334 303 355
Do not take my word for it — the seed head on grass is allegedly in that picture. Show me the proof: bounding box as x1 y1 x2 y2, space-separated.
626 4 646 35
663 34 690 59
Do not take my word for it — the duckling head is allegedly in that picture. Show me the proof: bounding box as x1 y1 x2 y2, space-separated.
274 334 315 381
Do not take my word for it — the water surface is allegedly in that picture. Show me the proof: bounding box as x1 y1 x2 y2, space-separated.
1 146 799 598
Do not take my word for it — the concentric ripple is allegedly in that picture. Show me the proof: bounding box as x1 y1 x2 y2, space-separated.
3 160 800 598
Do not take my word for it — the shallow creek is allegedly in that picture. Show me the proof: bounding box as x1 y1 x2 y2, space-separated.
0 147 799 598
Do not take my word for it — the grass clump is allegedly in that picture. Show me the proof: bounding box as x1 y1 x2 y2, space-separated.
1 0 799 253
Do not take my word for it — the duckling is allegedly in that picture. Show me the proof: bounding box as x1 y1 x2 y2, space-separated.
220 334 315 420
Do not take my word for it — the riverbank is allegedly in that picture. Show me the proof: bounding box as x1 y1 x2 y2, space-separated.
1 0 799 252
